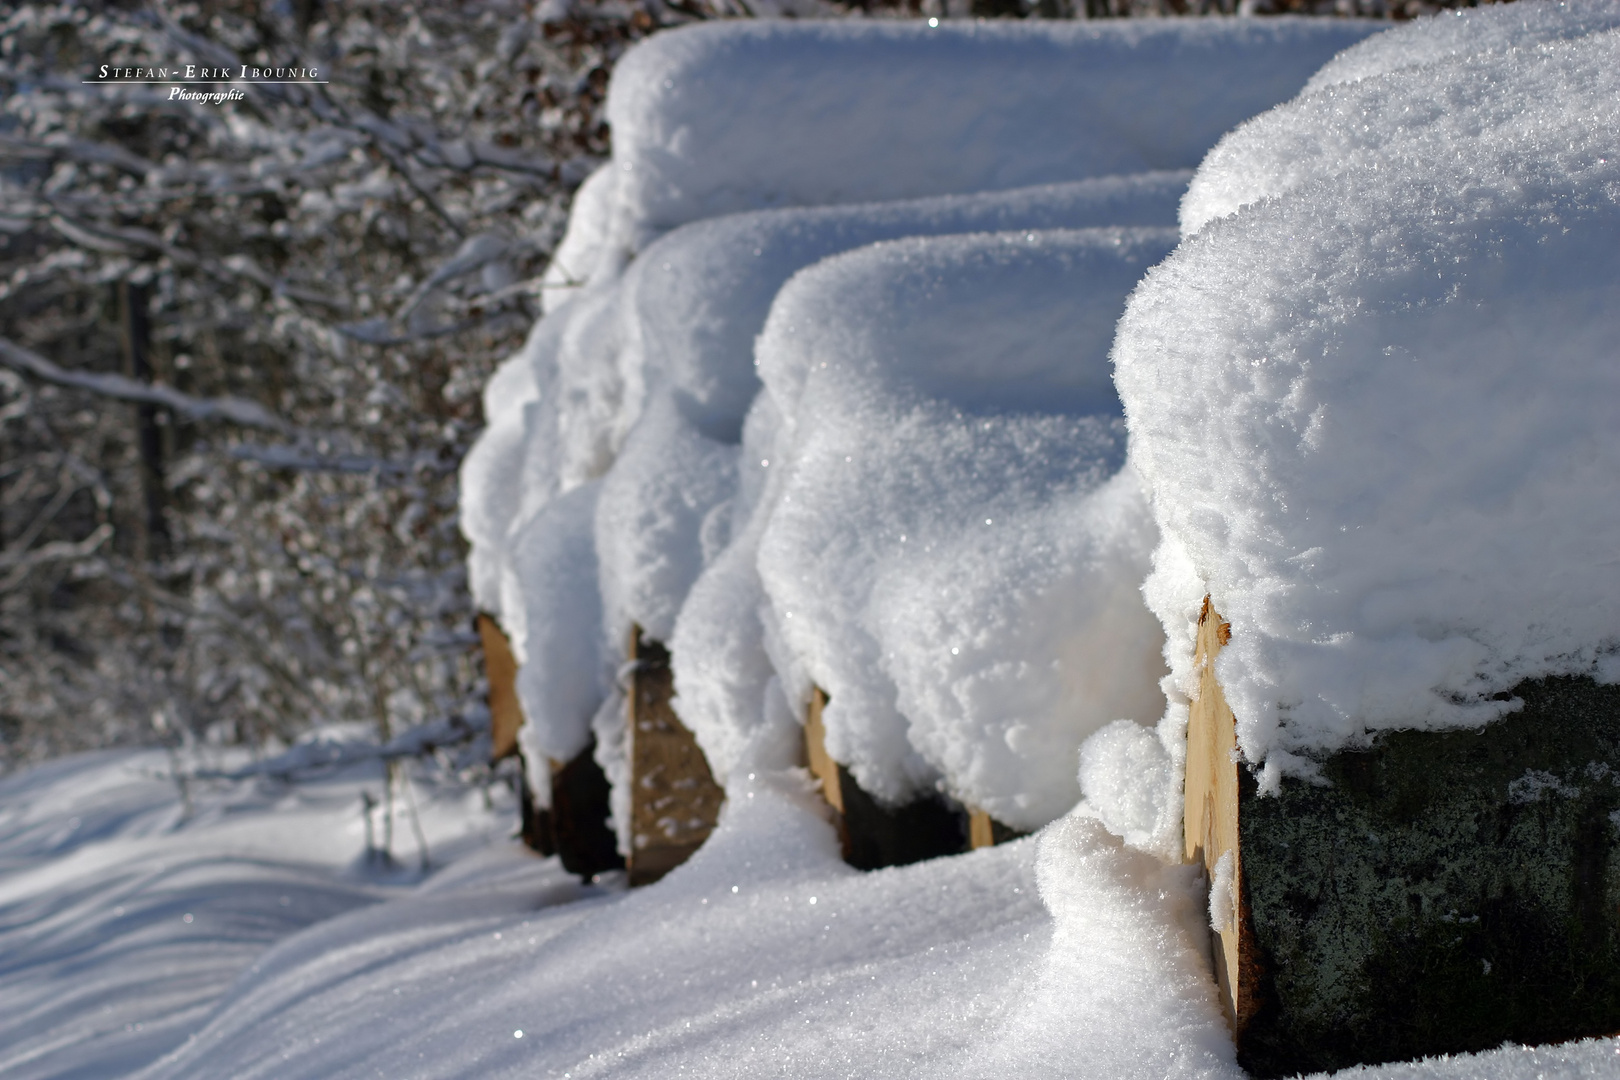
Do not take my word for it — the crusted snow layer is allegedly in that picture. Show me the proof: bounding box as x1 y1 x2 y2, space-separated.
673 228 1174 826
604 18 1379 248
1114 10 1620 783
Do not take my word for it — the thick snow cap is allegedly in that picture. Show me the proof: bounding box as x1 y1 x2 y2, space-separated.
674 228 1175 828
1181 0 1620 236
619 172 1191 445
1111 6 1620 807
604 18 1380 251
463 13 1383 627
481 174 1191 634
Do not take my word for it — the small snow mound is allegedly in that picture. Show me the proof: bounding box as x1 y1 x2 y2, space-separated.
1079 719 1178 858
960 812 1236 1078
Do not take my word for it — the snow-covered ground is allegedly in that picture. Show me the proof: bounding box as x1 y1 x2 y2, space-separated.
0 744 512 1079
5 750 1620 1078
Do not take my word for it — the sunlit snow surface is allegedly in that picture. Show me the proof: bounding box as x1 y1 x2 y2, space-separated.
0 747 509 1079
4 751 1620 1078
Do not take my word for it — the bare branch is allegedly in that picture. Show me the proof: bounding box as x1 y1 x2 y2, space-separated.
0 133 156 177
45 211 348 312
0 523 113 589
0 336 292 432
182 712 485 782
227 443 458 475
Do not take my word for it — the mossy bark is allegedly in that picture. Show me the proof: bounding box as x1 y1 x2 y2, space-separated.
1237 675 1620 1077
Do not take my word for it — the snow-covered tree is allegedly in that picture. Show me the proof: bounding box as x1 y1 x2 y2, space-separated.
0 0 663 767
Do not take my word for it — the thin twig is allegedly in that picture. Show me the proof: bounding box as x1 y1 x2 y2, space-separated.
0 335 291 432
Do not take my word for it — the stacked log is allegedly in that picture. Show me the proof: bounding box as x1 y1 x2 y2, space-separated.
804 687 1020 870
477 614 621 878
625 627 726 886
1187 598 1620 1076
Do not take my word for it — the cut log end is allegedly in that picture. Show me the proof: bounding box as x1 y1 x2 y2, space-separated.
625 625 725 887
475 613 524 764
1184 597 1257 1036
967 808 1027 850
804 686 845 817
968 808 995 851
1191 597 1620 1076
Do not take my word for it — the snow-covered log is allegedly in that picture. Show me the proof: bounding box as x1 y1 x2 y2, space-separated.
599 18 1381 251
731 227 1176 823
469 14 1385 871
1093 4 1620 1071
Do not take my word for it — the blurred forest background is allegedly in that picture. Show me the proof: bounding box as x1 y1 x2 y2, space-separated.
0 0 1492 774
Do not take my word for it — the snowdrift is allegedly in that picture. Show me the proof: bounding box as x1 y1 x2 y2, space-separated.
130 772 1242 1080
0 747 512 1080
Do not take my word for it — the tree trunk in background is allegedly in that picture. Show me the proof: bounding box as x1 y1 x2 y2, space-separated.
117 279 167 563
